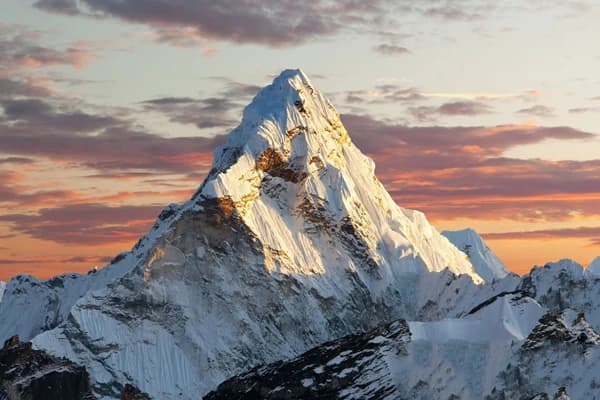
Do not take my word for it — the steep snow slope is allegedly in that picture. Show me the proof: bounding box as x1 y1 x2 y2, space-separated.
587 256 600 276
0 258 133 343
0 203 183 343
0 281 5 303
32 69 483 399
443 228 509 282
206 294 545 400
195 69 479 282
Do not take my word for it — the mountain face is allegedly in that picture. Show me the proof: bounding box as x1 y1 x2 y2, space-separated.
0 254 136 343
0 335 151 400
207 295 600 400
0 335 95 400
24 69 487 399
2 69 598 400
442 228 509 283
206 293 545 400
587 256 600 276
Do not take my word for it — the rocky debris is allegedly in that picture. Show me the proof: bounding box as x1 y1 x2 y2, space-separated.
204 320 411 400
0 335 95 400
121 384 151 400
256 148 306 183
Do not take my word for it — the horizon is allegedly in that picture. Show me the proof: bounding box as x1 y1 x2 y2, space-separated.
2 1 600 280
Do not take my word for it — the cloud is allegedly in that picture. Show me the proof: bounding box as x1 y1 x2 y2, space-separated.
0 26 96 73
0 77 54 97
408 101 493 121
344 85 425 104
483 226 600 243
437 101 493 115
34 0 372 47
140 96 240 129
569 107 600 113
0 203 162 245
140 78 260 130
516 104 555 118
373 44 410 56
0 255 112 265
0 97 227 174
340 113 600 221
0 157 35 165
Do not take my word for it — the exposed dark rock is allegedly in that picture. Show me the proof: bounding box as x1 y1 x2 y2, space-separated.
121 383 151 400
0 335 95 400
204 320 410 400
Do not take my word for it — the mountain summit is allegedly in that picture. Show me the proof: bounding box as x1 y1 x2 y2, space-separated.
13 69 482 399
191 69 480 281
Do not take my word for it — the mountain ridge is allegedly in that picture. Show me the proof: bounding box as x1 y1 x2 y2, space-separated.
0 69 598 399
23 69 488 399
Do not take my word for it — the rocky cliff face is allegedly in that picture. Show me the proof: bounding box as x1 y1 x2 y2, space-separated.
0 335 95 400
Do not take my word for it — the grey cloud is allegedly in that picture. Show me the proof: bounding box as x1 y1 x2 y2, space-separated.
408 101 492 121
516 104 555 118
373 44 410 56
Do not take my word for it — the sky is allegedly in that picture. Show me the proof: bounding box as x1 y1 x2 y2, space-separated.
1 0 600 280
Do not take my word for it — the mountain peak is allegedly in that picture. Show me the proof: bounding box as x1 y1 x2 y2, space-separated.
197 68 350 202
190 68 480 282
442 228 508 283
587 256 600 276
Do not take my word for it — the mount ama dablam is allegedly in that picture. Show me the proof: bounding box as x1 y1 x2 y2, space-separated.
1 70 600 400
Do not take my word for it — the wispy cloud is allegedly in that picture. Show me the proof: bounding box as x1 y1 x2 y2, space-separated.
373 43 410 56
516 104 556 118
341 113 600 221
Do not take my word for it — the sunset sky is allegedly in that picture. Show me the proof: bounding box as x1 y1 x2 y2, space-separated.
2 1 600 280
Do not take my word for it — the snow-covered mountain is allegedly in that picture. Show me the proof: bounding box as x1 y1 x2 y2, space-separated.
0 203 196 345
25 69 488 399
587 256 600 276
0 253 136 343
207 294 600 400
206 293 547 399
2 69 597 400
442 228 510 283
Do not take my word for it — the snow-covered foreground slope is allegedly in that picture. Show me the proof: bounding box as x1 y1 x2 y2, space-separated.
208 294 600 400
206 294 548 400
443 228 509 283
29 69 487 399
